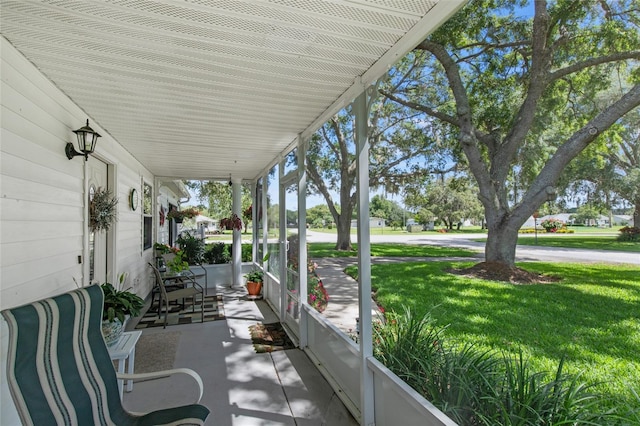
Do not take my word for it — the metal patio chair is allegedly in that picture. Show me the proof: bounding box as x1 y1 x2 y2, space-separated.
149 263 205 328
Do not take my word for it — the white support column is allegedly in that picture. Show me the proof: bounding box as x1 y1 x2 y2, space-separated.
231 178 242 288
250 182 257 264
355 86 375 426
297 136 308 348
262 175 269 299
278 159 287 322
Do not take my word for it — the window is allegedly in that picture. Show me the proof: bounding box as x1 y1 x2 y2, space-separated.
143 182 152 250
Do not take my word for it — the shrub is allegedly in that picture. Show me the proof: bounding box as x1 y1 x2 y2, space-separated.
241 244 252 262
373 309 619 425
204 242 230 264
618 226 640 242
540 218 564 232
176 231 205 264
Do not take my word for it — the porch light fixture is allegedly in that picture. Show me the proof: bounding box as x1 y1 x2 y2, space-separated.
66 119 101 161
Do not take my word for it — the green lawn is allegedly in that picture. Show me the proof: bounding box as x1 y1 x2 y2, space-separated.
344 261 640 407
308 242 477 258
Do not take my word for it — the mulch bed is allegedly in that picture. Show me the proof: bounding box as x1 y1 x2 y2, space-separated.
449 261 561 285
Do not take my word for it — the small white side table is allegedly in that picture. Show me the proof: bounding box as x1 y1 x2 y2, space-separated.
108 330 142 400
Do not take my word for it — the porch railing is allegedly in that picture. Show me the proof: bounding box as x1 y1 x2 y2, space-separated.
263 271 455 425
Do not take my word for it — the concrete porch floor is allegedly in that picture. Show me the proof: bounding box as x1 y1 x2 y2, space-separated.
123 286 358 426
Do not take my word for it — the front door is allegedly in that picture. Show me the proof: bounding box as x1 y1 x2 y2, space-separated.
282 176 299 331
87 157 109 284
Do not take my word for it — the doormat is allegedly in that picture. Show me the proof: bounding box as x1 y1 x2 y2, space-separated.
135 295 225 329
248 322 295 353
133 331 180 381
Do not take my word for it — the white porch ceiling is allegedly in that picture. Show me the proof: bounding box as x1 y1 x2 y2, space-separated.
1 0 465 181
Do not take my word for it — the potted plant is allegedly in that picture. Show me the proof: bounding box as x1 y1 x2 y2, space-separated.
165 249 190 273
100 280 144 346
244 268 264 297
167 206 200 223
219 213 243 231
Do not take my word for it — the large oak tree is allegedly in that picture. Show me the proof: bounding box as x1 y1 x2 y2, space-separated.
306 98 447 250
382 0 640 266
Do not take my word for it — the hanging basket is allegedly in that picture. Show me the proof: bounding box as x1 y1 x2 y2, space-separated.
89 187 118 232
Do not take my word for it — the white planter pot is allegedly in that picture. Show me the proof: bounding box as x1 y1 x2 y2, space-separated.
101 318 123 346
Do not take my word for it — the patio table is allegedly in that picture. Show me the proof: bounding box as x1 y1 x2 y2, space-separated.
108 330 142 400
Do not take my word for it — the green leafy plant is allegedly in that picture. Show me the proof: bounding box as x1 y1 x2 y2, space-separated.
204 242 231 264
176 231 205 264
166 250 189 273
101 282 144 323
244 269 264 283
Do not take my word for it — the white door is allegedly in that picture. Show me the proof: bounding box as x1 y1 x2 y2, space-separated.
282 175 299 332
87 157 109 284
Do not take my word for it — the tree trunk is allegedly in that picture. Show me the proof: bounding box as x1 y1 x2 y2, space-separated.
634 201 640 229
484 212 520 266
335 214 352 250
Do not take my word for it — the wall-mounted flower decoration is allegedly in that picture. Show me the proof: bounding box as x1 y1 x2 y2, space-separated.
89 187 118 232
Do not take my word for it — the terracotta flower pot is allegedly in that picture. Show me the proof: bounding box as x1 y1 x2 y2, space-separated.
246 281 263 296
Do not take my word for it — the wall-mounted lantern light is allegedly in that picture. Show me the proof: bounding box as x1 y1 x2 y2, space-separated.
66 119 101 161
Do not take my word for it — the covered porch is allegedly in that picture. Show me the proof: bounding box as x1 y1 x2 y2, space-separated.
123 285 358 425
1 1 465 424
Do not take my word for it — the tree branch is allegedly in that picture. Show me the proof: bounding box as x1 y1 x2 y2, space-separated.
415 39 495 207
549 51 640 81
523 83 640 207
378 89 459 126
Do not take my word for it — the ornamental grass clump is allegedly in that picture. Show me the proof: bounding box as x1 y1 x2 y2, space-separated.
372 308 620 425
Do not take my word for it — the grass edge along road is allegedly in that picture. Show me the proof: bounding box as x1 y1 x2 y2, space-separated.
513 235 640 252
308 242 477 258
344 260 639 415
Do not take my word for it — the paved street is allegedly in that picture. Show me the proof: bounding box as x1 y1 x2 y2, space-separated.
306 230 640 265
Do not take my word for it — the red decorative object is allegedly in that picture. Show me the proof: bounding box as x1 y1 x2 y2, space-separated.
219 214 243 231
159 205 165 226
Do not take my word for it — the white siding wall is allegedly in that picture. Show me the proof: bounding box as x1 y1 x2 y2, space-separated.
0 37 154 309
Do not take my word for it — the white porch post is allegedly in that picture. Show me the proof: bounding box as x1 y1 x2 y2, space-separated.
297 136 308 348
261 176 269 296
278 158 287 321
250 182 257 264
231 177 242 287
354 84 374 426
